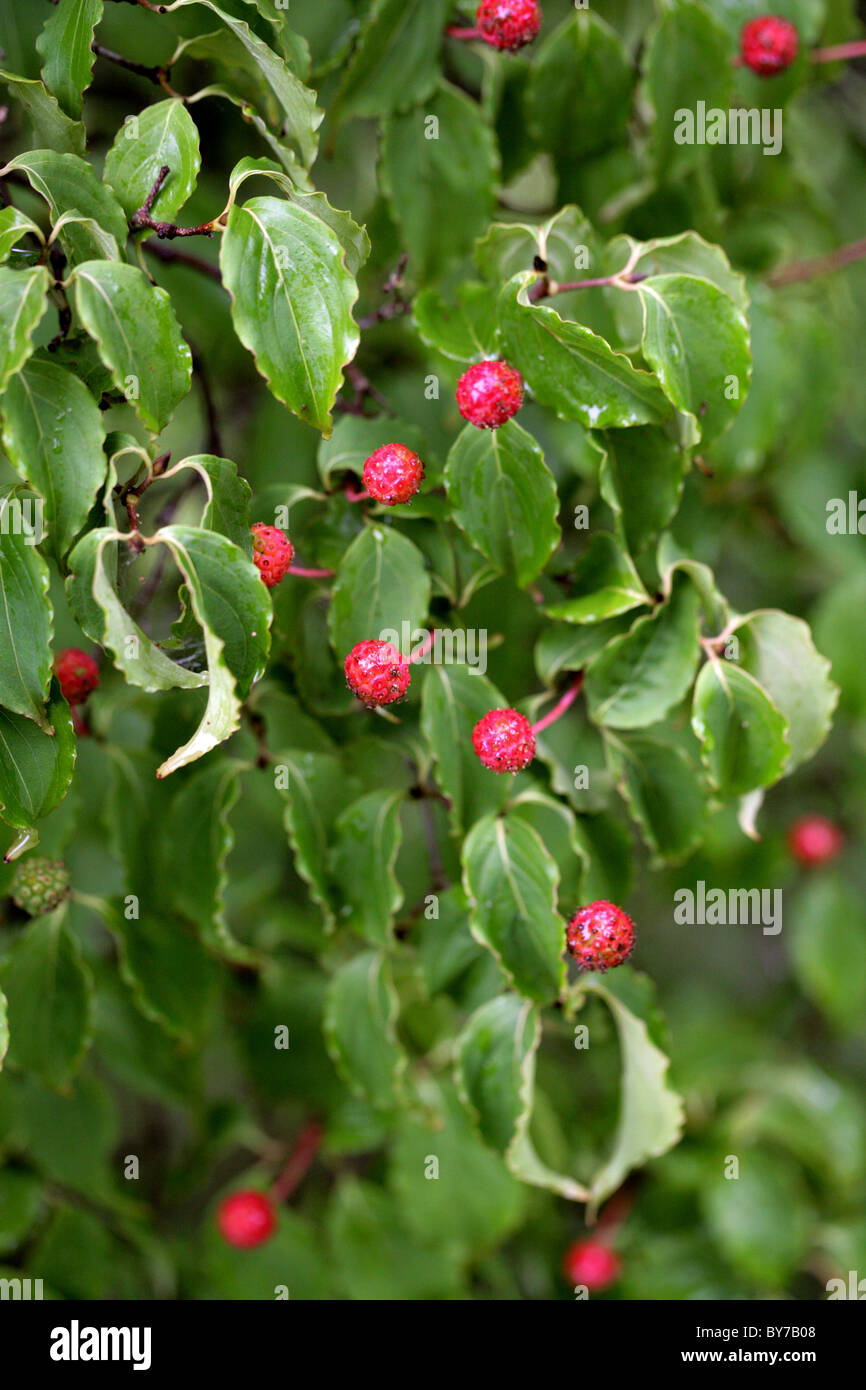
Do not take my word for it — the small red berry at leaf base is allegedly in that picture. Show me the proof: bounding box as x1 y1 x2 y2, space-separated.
362 443 425 506
472 708 535 772
252 523 294 589
740 15 799 75
562 1238 621 1292
54 648 99 705
476 0 542 52
566 900 635 973
216 1190 276 1249
456 359 524 429
788 815 844 868
345 640 411 707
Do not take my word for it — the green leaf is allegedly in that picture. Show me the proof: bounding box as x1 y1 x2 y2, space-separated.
703 1152 813 1288
0 71 85 156
525 12 632 161
220 196 358 436
584 573 701 728
691 659 789 798
0 908 93 1088
279 750 352 929
69 260 193 435
333 0 450 122
2 151 127 263
413 282 498 363
508 789 589 905
790 876 866 1033
0 207 44 261
328 525 430 658
545 533 649 624
324 951 407 1111
643 0 733 178
534 616 633 686
604 730 707 865
609 231 750 318
329 790 404 946
152 525 272 778
328 1178 461 1300
580 970 685 1212
36 0 102 119
160 454 252 550
0 686 76 839
456 992 588 1201
416 885 484 996
462 814 565 1004
476 206 597 286
0 265 50 392
1 357 107 559
498 275 670 430
381 83 499 284
227 158 370 277
103 99 201 221
637 274 751 445
420 665 511 833
731 610 838 774
444 420 560 587
0 518 52 727
598 426 689 556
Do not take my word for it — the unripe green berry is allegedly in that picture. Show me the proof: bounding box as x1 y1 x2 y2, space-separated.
10 857 71 916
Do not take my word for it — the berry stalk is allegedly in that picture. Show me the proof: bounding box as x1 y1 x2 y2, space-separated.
810 39 866 63
531 674 584 736
269 1121 323 1205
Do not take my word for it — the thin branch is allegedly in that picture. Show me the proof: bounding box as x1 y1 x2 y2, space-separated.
528 271 648 302
766 236 866 287
90 41 168 88
130 166 216 240
143 238 222 282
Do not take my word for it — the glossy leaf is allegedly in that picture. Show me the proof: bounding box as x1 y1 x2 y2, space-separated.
732 610 838 774
328 525 430 658
36 0 102 119
3 151 127 262
545 533 649 625
0 686 76 838
0 265 50 392
605 731 707 865
103 99 201 221
691 659 789 798
0 72 85 156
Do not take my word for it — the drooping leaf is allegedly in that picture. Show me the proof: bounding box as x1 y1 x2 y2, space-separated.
0 265 50 392
691 659 789 798
278 750 355 930
731 610 838 774
103 99 201 221
604 730 707 865
328 525 430 659
329 790 404 946
2 151 127 263
36 0 102 119
0 72 85 156
0 686 76 842
333 0 450 123
545 533 649 624
598 426 690 556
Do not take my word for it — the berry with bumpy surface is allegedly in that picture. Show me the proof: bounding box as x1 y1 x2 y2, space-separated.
252 524 294 589
566 900 635 973
216 1190 276 1249
562 1238 621 1291
456 359 524 429
477 0 542 52
788 815 844 868
362 443 425 506
741 15 799 75
54 648 99 705
345 640 411 707
11 857 71 916
472 708 536 772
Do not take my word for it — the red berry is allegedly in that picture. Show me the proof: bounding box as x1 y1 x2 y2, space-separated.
362 443 425 506
788 815 844 868
562 1238 621 1292
345 639 411 707
216 1190 276 1249
476 0 542 52
54 648 99 705
472 708 535 773
252 523 294 589
566 900 635 973
740 15 799 75
456 360 524 429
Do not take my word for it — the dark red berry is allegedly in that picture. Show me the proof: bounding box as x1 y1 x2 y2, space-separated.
216 1190 276 1249
345 639 411 707
456 360 524 429
54 648 99 705
477 0 542 52
740 15 799 75
562 1238 621 1291
566 900 635 973
252 524 294 589
472 708 535 772
362 443 425 506
788 815 844 868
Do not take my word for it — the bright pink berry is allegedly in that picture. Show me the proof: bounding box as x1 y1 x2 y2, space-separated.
362 443 425 506
216 1190 276 1249
788 815 844 868
345 639 411 707
472 708 535 772
476 0 542 52
562 1238 621 1291
456 359 524 429
566 900 635 973
740 15 799 75
54 648 99 705
252 523 294 589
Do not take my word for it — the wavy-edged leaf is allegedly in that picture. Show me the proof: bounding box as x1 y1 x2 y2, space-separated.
0 207 44 261
445 420 560 587
278 750 353 929
227 157 370 278
732 610 838 774
324 951 407 1112
420 665 510 834
328 525 430 658
333 0 449 123
413 282 498 364
0 71 85 156
69 260 193 435
0 685 76 842
462 814 565 1004
0 907 93 1088
691 659 789 798
476 206 597 287
329 789 404 946
0 517 52 727
604 730 707 865
103 99 200 221
0 266 50 392
546 533 649 625
220 196 359 435
525 11 632 161
159 454 252 551
2 151 126 262
36 0 102 119
598 425 690 556
318 414 426 491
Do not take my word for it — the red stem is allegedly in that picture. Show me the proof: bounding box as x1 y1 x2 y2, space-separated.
268 1121 323 1205
446 26 483 41
409 631 435 664
289 565 334 579
766 235 866 287
344 485 370 503
811 39 866 63
531 674 584 736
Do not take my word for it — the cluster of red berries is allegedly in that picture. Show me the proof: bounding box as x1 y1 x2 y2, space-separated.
740 15 799 75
